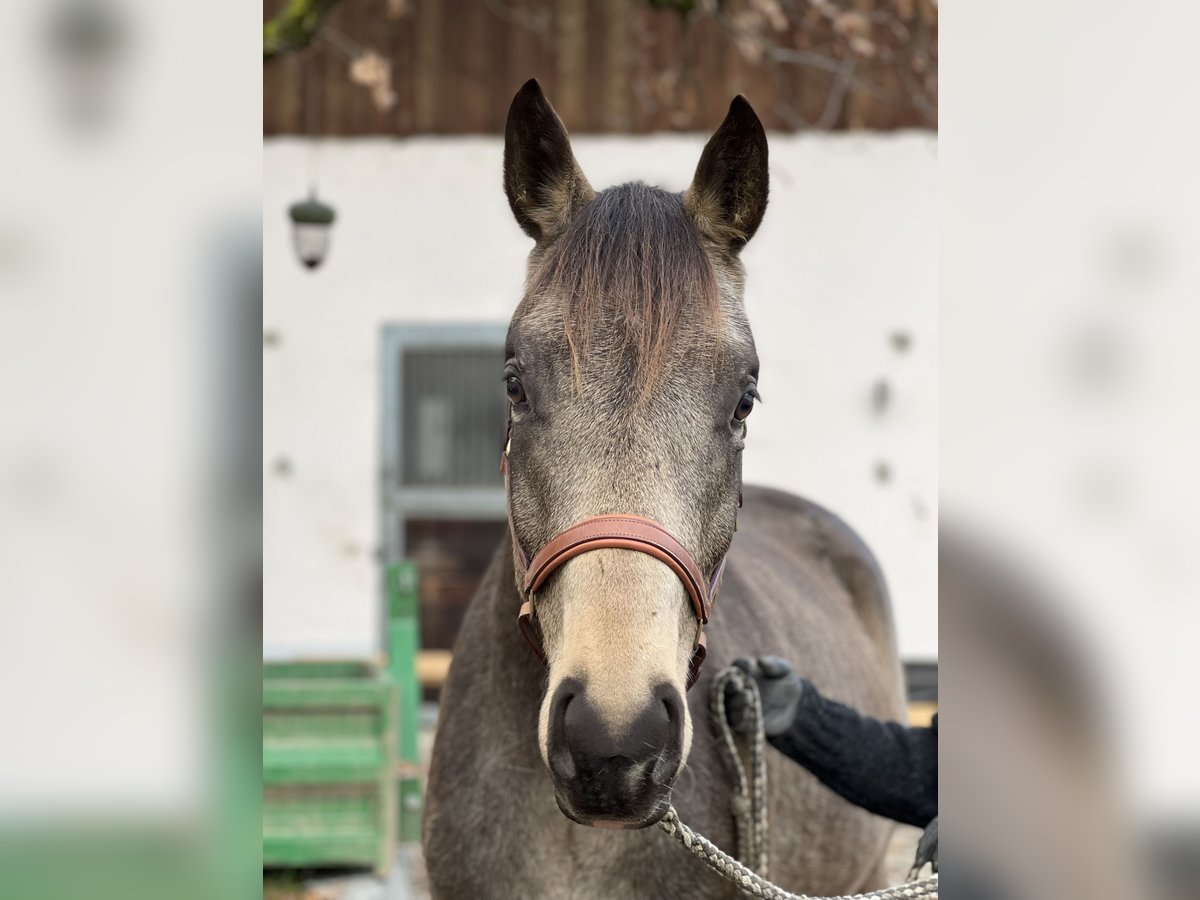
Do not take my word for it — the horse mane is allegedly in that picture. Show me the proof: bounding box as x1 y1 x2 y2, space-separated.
523 182 722 396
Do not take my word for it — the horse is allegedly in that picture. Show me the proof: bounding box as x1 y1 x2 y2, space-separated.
423 79 905 899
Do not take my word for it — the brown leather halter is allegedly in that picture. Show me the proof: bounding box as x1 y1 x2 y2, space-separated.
501 426 728 691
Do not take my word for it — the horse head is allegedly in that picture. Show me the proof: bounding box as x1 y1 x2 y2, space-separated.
501 78 768 828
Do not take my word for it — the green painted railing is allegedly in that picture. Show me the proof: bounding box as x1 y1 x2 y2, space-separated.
261 561 423 875
387 561 423 843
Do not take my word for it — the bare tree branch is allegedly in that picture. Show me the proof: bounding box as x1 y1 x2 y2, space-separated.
815 54 855 129
697 0 935 130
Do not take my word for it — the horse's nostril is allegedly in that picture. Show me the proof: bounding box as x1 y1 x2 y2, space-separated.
547 680 580 781
660 684 684 724
549 680 578 727
649 685 685 786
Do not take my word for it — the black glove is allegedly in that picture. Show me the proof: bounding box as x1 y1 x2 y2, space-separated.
910 815 938 877
724 656 808 737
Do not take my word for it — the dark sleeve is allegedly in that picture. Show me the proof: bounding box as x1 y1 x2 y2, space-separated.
768 686 937 828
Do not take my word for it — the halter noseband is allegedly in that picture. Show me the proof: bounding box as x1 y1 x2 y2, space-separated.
502 431 727 691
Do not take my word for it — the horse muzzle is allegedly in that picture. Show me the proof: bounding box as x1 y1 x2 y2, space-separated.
544 677 685 828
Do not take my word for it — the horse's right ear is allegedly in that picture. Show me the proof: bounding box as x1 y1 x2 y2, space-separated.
504 79 595 242
684 96 769 251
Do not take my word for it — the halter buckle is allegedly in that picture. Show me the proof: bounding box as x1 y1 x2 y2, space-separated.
517 593 546 664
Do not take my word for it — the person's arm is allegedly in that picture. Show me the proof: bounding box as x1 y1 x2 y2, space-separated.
726 657 937 828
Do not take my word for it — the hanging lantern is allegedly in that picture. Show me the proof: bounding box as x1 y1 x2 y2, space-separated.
288 193 336 270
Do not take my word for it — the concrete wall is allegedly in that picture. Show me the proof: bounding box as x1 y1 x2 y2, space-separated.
264 133 937 661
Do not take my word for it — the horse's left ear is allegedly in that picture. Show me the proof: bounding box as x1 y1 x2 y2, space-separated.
684 96 769 251
504 78 595 242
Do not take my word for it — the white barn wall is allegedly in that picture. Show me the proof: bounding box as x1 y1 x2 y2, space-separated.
264 133 937 661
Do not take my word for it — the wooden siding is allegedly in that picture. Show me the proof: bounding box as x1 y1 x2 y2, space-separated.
264 0 936 135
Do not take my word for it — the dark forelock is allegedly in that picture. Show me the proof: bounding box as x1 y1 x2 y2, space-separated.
521 182 722 395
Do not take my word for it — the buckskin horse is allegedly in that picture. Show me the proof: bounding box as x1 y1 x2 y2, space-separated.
423 79 905 899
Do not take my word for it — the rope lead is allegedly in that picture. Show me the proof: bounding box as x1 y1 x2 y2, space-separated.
657 666 939 900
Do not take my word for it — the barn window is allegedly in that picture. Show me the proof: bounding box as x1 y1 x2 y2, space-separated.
400 347 506 487
381 324 508 675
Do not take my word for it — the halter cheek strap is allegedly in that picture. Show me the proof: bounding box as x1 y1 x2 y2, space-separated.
502 441 727 691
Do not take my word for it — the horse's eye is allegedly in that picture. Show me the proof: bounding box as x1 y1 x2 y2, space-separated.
505 375 526 405
733 391 756 422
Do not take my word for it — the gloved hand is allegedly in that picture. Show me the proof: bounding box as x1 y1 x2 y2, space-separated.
724 656 808 737
910 815 938 877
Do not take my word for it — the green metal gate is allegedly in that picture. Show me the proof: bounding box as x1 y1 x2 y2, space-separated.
262 562 422 874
